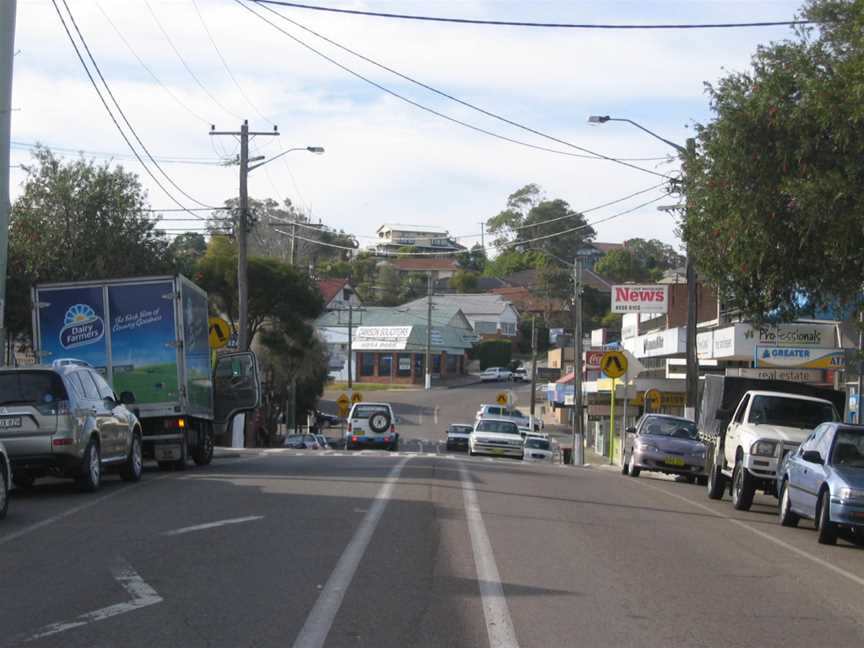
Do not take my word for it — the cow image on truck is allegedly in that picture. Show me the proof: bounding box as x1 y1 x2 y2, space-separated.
32 276 260 468
699 375 843 510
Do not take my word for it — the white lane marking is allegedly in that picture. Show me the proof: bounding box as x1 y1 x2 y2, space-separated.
459 462 520 648
638 480 864 589
23 557 162 642
434 407 439 424
292 458 410 648
162 515 264 536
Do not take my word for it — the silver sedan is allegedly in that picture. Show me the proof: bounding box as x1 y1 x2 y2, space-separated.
622 415 707 484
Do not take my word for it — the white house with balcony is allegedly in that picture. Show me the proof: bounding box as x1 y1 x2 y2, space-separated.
374 224 464 256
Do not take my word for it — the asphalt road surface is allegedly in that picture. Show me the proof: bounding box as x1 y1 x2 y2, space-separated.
3 382 864 647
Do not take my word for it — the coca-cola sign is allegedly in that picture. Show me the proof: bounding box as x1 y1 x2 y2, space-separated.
611 285 669 314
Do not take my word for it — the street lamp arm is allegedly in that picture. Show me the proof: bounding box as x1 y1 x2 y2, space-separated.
248 146 325 172
611 118 685 155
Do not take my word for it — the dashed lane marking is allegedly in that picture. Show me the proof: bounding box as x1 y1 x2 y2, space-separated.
162 515 264 536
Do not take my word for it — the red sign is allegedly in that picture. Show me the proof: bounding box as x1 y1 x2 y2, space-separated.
611 285 668 314
585 350 604 370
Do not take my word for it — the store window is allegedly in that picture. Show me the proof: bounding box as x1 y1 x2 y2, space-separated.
378 354 393 377
360 353 375 377
446 354 459 374
414 354 424 376
397 354 412 377
432 355 442 374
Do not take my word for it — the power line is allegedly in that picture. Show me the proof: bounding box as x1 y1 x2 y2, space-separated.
143 0 243 121
50 0 206 222
253 4 674 166
11 140 226 166
59 0 215 212
191 0 274 125
252 1 814 30
235 0 671 179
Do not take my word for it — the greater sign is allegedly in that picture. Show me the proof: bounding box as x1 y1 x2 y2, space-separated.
611 285 669 314
754 346 845 369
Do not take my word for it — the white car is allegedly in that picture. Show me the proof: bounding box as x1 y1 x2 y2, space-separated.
480 367 512 382
469 418 524 459
477 404 543 432
523 436 554 462
0 441 10 520
346 402 399 451
511 367 528 382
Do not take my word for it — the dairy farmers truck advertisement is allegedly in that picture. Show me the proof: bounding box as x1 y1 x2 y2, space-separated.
38 282 179 404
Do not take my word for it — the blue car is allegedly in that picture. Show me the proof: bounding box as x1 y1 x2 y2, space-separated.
778 423 864 545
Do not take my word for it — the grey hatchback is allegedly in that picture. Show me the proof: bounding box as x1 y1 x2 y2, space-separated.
0 364 142 492
622 415 707 484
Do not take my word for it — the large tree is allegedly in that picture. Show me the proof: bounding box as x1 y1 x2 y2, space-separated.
7 147 173 344
595 238 684 283
683 0 864 321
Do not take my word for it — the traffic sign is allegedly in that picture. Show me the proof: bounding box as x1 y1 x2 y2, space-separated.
336 393 350 417
644 388 662 412
351 392 363 405
496 392 509 406
601 350 628 379
208 317 231 349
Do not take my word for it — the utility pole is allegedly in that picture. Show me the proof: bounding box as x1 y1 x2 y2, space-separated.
529 315 538 416
347 303 353 392
0 1 17 366
479 221 485 250
684 137 700 422
571 260 584 466
289 220 297 266
210 121 279 351
425 272 433 390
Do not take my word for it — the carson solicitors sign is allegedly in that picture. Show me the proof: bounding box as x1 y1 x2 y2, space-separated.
611 285 669 314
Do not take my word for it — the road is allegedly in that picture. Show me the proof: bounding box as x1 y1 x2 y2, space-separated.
2 383 864 647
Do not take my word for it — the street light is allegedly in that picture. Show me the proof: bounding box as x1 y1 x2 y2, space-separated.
248 146 325 172
587 114 700 421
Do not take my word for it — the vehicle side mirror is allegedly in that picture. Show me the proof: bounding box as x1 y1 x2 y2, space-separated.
625 426 636 435
119 391 136 405
394 416 401 424
802 450 823 465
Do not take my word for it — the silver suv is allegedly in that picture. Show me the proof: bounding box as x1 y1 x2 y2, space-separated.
0 364 142 492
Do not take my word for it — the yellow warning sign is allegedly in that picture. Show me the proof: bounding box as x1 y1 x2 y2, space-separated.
601 350 628 379
644 388 662 412
208 317 231 349
351 392 363 405
337 393 350 417
496 392 509 406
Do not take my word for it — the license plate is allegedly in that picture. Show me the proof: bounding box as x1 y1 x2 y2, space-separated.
491 448 505 454
0 417 22 428
665 457 685 467
155 445 182 461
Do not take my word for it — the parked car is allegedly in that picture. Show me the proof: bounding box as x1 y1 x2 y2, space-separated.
314 410 341 428
469 418 523 459
313 434 331 450
480 367 512 382
523 436 553 462
476 404 542 431
284 434 321 449
622 415 707 484
0 365 143 492
511 367 528 382
778 423 864 545
346 402 398 451
446 423 473 452
0 441 10 519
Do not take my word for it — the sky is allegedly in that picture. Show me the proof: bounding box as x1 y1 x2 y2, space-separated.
9 0 805 254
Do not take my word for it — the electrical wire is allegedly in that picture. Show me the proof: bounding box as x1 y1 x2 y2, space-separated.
143 0 243 121
191 0 274 125
251 1 815 30
95 1 212 126
60 0 216 212
234 0 671 179
253 3 673 165
50 0 207 222
11 140 226 166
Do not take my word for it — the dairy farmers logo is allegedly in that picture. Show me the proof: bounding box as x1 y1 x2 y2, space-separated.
59 304 105 349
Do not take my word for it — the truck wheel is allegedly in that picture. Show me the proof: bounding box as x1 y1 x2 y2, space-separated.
121 434 143 482
192 432 214 466
628 454 640 477
0 462 8 520
173 438 188 471
12 471 35 489
77 438 102 493
816 489 838 545
731 459 755 511
707 463 726 500
778 480 800 527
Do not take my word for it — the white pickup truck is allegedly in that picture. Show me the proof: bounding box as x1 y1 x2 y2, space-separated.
700 376 843 511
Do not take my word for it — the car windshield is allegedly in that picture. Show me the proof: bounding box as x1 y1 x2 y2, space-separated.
449 425 472 434
832 430 864 468
525 438 550 450
352 405 388 419
0 371 68 407
748 395 838 428
476 420 519 435
640 417 698 440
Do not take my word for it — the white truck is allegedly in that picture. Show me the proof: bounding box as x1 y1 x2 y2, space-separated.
700 375 843 510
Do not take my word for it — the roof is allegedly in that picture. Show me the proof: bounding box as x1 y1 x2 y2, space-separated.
385 258 459 272
401 294 515 317
376 223 449 235
501 269 538 288
583 268 613 292
317 278 348 304
490 287 560 313
592 242 625 254
315 304 473 332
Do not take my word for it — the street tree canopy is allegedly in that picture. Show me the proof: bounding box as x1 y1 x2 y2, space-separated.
595 239 684 283
684 0 864 321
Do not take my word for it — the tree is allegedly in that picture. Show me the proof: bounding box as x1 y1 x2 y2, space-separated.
594 249 646 283
449 270 479 293
7 147 173 345
458 244 487 273
376 265 402 306
683 0 864 321
169 232 207 277
595 238 684 283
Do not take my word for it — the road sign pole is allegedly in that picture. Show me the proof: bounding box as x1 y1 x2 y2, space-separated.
609 377 616 464
622 367 629 466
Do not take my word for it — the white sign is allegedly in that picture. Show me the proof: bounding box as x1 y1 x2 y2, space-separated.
353 326 412 351
621 313 639 339
638 327 685 358
611 285 669 314
696 330 713 359
748 323 836 348
726 367 826 383
591 328 606 347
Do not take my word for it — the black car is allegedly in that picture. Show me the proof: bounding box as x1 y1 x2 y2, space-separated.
446 424 473 451
314 410 341 428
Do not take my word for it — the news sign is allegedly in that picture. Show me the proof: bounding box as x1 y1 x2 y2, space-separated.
611 285 669 314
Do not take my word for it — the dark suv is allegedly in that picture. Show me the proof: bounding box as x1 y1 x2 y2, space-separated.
0 364 142 491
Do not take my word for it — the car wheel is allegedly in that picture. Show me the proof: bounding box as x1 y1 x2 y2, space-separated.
849 528 864 547
731 458 755 511
0 462 8 520
696 475 709 487
816 489 838 545
629 453 640 477
621 451 630 475
707 462 727 500
12 471 35 489
77 437 102 493
778 479 800 527
192 431 215 466
121 433 143 482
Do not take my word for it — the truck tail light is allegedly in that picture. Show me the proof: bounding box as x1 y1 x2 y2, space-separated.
163 418 187 430
347 423 352 433
52 437 74 446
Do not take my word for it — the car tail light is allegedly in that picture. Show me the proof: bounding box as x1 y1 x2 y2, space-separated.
312 443 320 449
384 436 391 442
347 423 352 433
352 435 358 442
52 437 74 446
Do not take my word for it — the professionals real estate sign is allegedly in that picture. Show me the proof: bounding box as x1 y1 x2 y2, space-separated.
611 285 668 314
